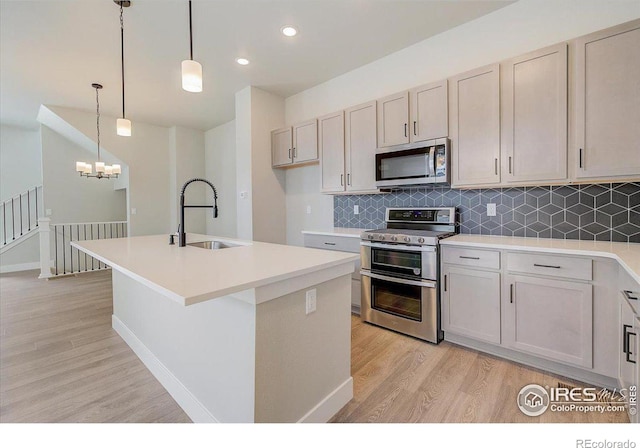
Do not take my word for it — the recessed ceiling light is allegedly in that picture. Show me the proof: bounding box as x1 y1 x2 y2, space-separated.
236 58 250 66
281 26 298 37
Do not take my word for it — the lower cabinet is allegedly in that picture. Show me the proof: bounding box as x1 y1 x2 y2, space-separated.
442 265 501 344
503 274 593 369
619 291 639 423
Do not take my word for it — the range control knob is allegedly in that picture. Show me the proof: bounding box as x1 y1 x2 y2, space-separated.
391 236 397 241
418 237 425 244
379 235 385 241
368 234 374 240
404 236 411 242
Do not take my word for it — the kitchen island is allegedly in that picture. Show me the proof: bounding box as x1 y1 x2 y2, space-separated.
71 234 358 423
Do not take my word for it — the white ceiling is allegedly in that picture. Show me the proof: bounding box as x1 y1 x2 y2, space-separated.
0 0 512 131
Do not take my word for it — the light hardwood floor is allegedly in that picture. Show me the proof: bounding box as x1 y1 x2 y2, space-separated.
0 270 628 423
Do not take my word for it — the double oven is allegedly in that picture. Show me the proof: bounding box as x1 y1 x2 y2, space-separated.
360 208 456 344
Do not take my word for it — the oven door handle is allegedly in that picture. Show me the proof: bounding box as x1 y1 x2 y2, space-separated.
360 241 437 252
361 271 437 288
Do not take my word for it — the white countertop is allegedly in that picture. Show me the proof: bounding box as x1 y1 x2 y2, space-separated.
441 234 640 284
301 227 371 238
72 234 358 306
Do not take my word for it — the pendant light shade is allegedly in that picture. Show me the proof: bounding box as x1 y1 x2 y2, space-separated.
115 0 132 136
182 1 203 93
117 118 132 136
181 59 203 93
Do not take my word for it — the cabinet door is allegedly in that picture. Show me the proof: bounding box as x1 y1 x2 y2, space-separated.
292 119 318 164
450 64 501 187
619 295 638 394
574 21 640 179
271 127 292 167
377 91 409 147
410 80 448 142
442 265 501 344
502 44 568 183
504 274 593 368
319 111 345 193
345 101 378 192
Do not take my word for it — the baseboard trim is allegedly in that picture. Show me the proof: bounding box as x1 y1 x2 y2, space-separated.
0 261 40 273
297 377 353 423
112 315 219 423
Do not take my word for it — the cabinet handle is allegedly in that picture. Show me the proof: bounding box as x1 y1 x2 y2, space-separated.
323 242 336 246
404 123 408 138
459 256 480 260
623 325 636 364
340 174 344 186
508 156 512 174
413 121 417 136
494 158 498 175
533 263 561 269
289 148 292 160
347 173 351 186
510 284 514 304
444 274 447 292
579 148 583 168
623 290 638 301
293 147 297 159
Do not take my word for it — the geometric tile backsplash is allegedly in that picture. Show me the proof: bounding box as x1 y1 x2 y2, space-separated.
334 182 640 243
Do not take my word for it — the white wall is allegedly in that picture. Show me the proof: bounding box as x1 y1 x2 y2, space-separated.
205 120 237 238
41 125 126 223
0 124 42 200
42 106 171 236
169 126 206 235
284 0 640 245
235 87 286 244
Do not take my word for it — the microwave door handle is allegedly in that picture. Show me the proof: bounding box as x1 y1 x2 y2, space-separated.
428 147 436 177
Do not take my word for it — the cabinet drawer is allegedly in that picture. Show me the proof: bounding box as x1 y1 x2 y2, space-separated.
303 234 361 280
506 252 592 281
441 246 500 270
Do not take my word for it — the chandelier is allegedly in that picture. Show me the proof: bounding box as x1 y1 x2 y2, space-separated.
75 83 121 179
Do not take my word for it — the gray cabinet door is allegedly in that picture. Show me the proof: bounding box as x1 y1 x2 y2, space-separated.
345 101 378 192
271 127 292 167
377 91 409 147
504 274 593 368
410 80 448 143
502 43 568 183
442 265 501 344
574 21 640 179
450 64 501 186
319 111 345 193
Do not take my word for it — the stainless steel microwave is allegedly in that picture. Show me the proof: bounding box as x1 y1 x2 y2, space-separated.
375 138 449 188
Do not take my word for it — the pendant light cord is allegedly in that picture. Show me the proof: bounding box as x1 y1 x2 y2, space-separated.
189 1 193 61
95 86 101 162
120 3 126 119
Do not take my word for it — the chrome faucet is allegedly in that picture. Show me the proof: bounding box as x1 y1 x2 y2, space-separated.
179 178 218 247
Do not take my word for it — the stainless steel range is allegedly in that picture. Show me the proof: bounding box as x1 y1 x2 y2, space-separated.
360 207 457 343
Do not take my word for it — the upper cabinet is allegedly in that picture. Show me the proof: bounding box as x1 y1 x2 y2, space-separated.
271 120 318 168
574 21 640 180
377 81 449 148
409 80 448 143
502 43 568 184
345 101 378 193
450 64 501 187
319 111 345 193
377 91 409 147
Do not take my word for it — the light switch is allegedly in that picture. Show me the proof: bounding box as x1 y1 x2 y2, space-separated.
131 208 137 215
487 203 497 217
306 205 312 215
354 205 360 215
305 289 317 315
45 209 52 216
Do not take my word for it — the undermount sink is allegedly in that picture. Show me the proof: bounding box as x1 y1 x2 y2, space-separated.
187 240 238 250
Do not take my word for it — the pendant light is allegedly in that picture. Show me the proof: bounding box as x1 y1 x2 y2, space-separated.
76 84 121 179
114 0 132 136
181 1 203 93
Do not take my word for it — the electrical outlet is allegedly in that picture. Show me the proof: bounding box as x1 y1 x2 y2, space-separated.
45 209 52 216
305 289 317 315
306 205 312 215
354 205 360 215
487 203 497 217
130 208 137 215
240 191 248 199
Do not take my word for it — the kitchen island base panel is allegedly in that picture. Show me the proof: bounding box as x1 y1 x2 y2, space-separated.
111 269 353 423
